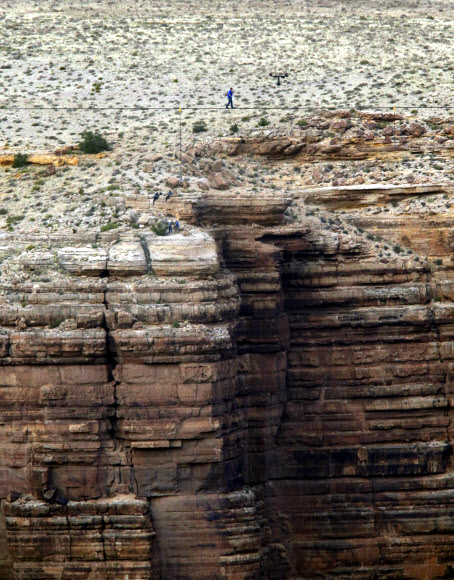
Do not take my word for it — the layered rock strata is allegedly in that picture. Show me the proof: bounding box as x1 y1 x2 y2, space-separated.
1 182 454 579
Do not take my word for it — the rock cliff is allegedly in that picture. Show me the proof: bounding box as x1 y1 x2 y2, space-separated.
2 139 454 578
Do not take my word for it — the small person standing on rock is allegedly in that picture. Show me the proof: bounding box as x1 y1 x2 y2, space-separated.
225 87 234 109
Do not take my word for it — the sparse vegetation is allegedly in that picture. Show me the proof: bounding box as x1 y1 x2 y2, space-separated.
192 120 207 133
100 222 119 232
78 130 111 154
151 220 169 236
6 215 24 225
12 153 29 168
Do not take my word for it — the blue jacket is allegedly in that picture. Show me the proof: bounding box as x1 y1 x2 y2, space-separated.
227 90 233 98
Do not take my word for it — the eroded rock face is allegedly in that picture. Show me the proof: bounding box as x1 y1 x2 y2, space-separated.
2 185 454 579
4 495 159 579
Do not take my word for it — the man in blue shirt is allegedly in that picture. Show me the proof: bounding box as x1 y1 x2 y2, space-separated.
226 88 234 109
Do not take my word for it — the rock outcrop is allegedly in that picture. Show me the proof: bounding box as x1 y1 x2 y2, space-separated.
2 175 454 579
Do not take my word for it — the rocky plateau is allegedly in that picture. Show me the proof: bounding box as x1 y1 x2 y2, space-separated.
3 0 454 578
2 119 454 578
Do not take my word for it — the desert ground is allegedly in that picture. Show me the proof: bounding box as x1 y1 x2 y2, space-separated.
0 0 454 268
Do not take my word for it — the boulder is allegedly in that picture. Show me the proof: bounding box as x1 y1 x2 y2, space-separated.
408 123 427 137
313 167 323 183
166 176 181 188
331 119 352 132
180 152 194 164
219 168 237 184
197 178 210 191
144 154 163 162
211 160 224 172
138 214 151 226
209 172 230 190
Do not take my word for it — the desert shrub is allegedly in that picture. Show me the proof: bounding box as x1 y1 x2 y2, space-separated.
50 316 64 329
12 153 29 168
151 220 168 236
192 120 207 133
6 215 24 225
230 123 239 134
257 117 269 127
100 222 119 232
296 119 308 127
78 130 111 154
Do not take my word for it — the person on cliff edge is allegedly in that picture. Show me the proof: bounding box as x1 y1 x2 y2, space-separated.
226 88 234 109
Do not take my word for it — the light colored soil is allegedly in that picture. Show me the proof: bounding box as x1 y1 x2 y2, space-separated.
0 0 453 259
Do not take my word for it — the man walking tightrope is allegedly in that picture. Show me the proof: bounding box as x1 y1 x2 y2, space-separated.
226 88 234 109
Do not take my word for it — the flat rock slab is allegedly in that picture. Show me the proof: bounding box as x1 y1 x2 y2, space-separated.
108 241 148 276
301 183 448 207
58 247 108 276
143 231 219 278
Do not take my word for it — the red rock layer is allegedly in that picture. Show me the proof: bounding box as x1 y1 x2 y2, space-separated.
259 225 454 579
1 189 454 578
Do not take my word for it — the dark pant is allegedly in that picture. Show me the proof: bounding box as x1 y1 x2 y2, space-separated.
226 97 233 108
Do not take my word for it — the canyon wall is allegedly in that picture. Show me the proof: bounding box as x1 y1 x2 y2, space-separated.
1 186 454 578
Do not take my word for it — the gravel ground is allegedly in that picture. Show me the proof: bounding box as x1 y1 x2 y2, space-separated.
1 0 454 240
